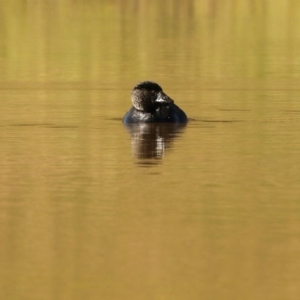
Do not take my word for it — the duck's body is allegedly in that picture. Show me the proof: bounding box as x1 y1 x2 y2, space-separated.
123 81 187 124
123 103 187 123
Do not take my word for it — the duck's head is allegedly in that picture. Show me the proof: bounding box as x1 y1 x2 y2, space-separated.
131 81 174 112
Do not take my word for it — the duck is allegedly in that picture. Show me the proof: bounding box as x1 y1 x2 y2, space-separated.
123 81 188 123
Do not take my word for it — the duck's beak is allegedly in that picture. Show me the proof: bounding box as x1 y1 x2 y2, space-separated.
155 92 174 105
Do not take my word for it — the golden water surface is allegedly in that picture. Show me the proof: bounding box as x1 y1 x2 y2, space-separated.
1 1 300 299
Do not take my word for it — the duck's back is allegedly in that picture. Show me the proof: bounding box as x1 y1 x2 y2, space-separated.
123 107 155 123
167 103 188 123
123 104 187 124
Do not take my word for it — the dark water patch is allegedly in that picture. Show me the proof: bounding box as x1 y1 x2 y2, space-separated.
199 119 244 123
105 117 123 122
217 108 252 112
284 110 300 113
135 160 162 167
45 125 78 129
9 123 78 129
10 123 55 127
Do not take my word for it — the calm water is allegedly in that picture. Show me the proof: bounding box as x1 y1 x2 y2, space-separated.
1 1 300 299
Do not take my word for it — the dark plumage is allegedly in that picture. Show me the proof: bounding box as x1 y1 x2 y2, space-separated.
123 81 188 123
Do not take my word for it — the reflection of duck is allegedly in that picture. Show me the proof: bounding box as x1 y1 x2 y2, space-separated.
124 123 186 164
123 81 188 123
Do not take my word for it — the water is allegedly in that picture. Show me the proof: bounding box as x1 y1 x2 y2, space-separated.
1 1 300 299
